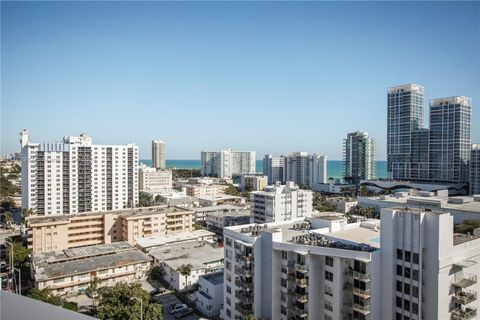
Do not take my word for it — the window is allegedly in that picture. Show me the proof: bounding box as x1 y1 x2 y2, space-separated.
281 278 287 288
413 253 419 264
281 251 288 260
404 267 410 279
403 299 410 311
412 270 419 281
404 251 411 262
226 297 231 306
325 271 333 282
396 297 402 308
396 312 403 320
226 238 232 247
404 283 410 295
324 301 333 312
396 281 402 292
397 249 403 259
412 286 419 298
325 285 333 297
325 256 334 267
325 315 333 320
226 286 231 294
397 265 402 276
226 309 231 317
412 302 418 315
281 305 287 315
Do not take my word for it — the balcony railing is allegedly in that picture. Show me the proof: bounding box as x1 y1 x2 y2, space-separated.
452 290 477 305
345 269 371 281
235 278 253 291
353 287 371 297
235 302 252 315
451 307 477 320
295 263 309 273
290 304 308 318
453 274 477 288
287 275 308 287
235 266 253 277
235 290 254 304
352 303 371 314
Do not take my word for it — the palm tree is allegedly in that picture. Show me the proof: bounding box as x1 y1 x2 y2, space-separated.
176 264 193 291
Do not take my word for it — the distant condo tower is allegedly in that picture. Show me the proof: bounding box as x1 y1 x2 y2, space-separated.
152 139 166 169
263 154 285 184
471 144 480 195
387 83 425 180
200 149 256 179
284 152 327 188
20 130 139 215
343 131 375 184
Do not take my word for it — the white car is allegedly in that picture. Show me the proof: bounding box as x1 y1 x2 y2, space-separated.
168 303 188 314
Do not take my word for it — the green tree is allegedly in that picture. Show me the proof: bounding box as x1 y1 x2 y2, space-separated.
224 184 240 196
1 198 16 211
1 212 13 227
28 287 64 306
176 263 193 291
359 186 369 197
0 177 20 197
85 277 100 309
6 241 31 269
139 192 153 207
96 283 163 320
21 208 33 225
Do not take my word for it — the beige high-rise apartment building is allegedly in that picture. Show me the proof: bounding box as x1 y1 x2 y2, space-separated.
26 206 194 252
152 139 166 169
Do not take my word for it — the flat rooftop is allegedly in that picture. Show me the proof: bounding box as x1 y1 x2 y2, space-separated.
197 195 244 201
200 270 224 286
207 210 251 218
193 204 246 213
27 206 192 225
33 242 152 281
319 221 381 249
136 229 215 249
149 242 224 270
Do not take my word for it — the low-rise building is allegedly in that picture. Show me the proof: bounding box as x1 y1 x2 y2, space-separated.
135 229 216 251
197 195 246 207
185 184 227 197
205 210 251 237
138 164 172 191
195 271 224 318
240 174 268 191
325 197 358 213
193 204 249 224
311 178 356 194
358 191 480 222
251 182 313 223
31 242 151 296
148 241 224 292
26 206 194 252
360 179 468 196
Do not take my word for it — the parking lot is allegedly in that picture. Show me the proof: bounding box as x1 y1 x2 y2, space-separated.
153 293 200 320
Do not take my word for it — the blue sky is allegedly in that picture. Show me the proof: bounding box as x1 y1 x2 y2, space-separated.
2 1 479 160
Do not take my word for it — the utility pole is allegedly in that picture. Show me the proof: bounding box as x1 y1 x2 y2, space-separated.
5 240 14 292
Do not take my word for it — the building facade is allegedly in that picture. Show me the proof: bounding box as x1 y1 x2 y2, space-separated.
32 242 152 296
344 131 376 184
185 184 227 197
380 207 480 320
20 130 139 215
471 144 480 195
26 206 194 252
284 152 327 188
201 149 256 179
138 164 172 190
152 139 166 169
240 174 268 191
429 97 472 183
196 271 224 318
250 182 313 223
222 217 381 320
263 155 285 185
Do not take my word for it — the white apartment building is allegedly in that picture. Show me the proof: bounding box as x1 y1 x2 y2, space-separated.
263 154 285 184
20 130 139 215
471 144 480 195
152 139 166 169
251 182 313 223
223 216 382 320
195 271 224 318
285 152 327 188
380 207 480 320
138 164 172 191
223 206 480 320
201 149 256 178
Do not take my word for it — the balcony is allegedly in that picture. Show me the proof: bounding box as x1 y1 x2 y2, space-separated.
235 302 252 315
291 291 308 303
346 269 371 282
235 278 253 291
237 254 253 264
353 287 371 298
452 290 477 305
235 265 253 277
451 307 477 320
295 263 308 273
287 275 308 287
453 274 477 288
290 304 308 318
352 303 370 315
235 290 254 304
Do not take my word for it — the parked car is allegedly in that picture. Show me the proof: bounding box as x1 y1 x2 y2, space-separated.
168 303 188 314
174 307 193 318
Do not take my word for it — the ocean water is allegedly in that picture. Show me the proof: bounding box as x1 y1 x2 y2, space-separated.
140 159 388 180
